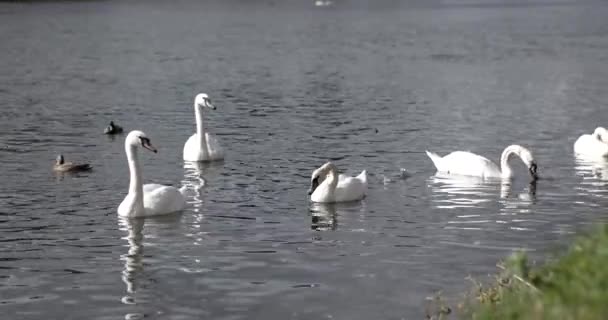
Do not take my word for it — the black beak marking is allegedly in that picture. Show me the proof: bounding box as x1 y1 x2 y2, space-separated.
308 177 320 195
529 162 538 179
139 137 157 153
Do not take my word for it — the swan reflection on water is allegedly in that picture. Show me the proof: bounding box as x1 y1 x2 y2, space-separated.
182 161 224 212
499 180 537 203
119 218 144 297
118 214 182 314
574 155 608 197
310 203 338 231
182 161 206 212
429 173 538 232
428 173 537 209
427 173 498 209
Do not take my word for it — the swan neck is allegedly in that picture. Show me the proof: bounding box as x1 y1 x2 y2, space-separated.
194 104 208 150
126 145 143 201
499 146 518 178
325 166 339 191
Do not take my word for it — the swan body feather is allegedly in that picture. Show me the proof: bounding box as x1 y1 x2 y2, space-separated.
118 130 186 218
309 162 367 203
425 145 537 180
183 93 224 162
573 127 608 158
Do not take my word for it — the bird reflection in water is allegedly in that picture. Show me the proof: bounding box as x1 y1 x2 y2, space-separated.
310 203 338 231
118 217 144 307
182 161 223 212
575 155 608 181
118 214 182 319
182 162 206 212
574 156 608 197
427 173 497 209
500 180 537 203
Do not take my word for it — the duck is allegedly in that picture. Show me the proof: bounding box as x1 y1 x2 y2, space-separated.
104 121 124 135
308 162 367 203
573 127 608 158
183 93 224 162
118 130 187 218
53 154 92 173
425 144 538 180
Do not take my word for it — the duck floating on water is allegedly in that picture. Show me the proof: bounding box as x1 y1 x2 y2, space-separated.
104 121 124 135
53 154 92 173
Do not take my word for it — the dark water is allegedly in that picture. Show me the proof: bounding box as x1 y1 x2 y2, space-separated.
2 0 608 319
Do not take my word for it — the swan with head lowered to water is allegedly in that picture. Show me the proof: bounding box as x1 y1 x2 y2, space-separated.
425 145 538 180
118 130 187 218
573 127 608 158
183 93 224 162
308 162 367 203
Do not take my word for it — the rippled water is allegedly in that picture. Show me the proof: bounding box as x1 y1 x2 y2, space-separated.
2 0 608 319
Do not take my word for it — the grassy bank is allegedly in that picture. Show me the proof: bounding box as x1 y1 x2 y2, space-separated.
461 224 608 320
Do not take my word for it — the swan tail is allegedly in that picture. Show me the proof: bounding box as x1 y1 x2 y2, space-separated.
357 170 368 185
425 150 443 171
179 185 188 196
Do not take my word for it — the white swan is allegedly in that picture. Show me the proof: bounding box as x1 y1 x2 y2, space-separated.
308 162 367 203
425 145 538 180
118 130 187 218
573 127 608 158
183 93 224 162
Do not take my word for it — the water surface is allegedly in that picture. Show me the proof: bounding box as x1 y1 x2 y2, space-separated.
2 0 608 319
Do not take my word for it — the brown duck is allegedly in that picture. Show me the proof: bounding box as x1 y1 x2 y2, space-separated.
53 154 92 173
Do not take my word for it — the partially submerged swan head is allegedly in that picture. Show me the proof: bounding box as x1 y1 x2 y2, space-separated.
126 130 157 153
194 93 216 110
500 145 538 180
516 146 538 179
308 162 337 195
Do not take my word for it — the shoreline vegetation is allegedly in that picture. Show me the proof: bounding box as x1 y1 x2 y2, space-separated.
427 224 608 320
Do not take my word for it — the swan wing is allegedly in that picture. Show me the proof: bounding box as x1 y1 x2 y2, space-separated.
437 151 502 178
143 184 186 216
335 172 367 202
205 133 224 160
183 133 224 161
183 134 200 161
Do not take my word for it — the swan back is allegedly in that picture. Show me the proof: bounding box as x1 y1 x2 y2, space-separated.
426 150 501 178
574 129 608 158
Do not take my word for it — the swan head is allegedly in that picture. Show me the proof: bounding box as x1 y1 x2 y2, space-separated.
308 162 337 195
195 93 216 110
593 127 608 142
518 148 538 179
126 130 157 153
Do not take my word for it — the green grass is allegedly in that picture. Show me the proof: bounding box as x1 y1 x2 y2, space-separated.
463 224 608 320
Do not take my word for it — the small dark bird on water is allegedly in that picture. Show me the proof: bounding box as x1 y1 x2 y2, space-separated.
53 154 92 173
104 121 123 135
